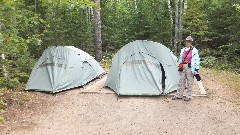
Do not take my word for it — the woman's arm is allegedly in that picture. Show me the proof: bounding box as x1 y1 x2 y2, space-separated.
193 49 200 75
178 50 183 64
195 50 200 70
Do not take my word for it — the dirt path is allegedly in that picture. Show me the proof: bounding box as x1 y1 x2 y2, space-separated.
1 72 240 135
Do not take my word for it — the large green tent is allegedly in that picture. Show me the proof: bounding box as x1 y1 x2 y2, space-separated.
25 46 104 93
105 40 179 95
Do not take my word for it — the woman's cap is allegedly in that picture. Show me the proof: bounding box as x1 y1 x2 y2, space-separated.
185 36 193 42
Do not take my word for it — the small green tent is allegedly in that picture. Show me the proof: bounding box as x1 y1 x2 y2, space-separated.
25 46 104 93
105 40 179 95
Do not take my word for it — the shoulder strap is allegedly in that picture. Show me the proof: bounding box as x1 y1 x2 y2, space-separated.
182 46 192 63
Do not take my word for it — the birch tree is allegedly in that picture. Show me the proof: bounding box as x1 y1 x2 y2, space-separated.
94 0 102 61
0 30 7 77
178 0 183 46
168 0 173 47
174 0 179 54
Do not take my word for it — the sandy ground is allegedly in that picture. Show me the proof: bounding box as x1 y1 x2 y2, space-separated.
1 72 240 135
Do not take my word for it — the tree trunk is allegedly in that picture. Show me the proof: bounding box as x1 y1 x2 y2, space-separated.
35 0 37 13
94 0 102 61
178 0 183 47
184 0 188 12
0 54 7 77
134 0 137 9
0 23 7 77
168 0 173 47
174 0 179 54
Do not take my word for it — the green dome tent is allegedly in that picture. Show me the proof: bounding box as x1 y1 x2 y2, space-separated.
25 46 104 93
105 40 179 95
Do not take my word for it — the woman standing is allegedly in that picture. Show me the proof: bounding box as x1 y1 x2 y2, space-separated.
172 36 200 101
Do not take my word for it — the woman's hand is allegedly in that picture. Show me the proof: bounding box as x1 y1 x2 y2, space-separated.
194 69 199 74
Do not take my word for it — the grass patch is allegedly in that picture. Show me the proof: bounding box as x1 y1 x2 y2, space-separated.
0 115 5 124
201 67 240 93
100 59 112 71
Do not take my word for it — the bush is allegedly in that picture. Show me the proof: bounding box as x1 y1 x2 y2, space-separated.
100 53 115 70
200 43 240 74
0 89 6 122
201 57 240 74
0 53 36 89
0 77 21 89
201 56 217 68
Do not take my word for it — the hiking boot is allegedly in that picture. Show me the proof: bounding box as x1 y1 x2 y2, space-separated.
183 97 191 101
172 96 182 100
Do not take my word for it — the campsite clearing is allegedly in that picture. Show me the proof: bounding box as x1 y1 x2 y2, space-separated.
0 69 240 135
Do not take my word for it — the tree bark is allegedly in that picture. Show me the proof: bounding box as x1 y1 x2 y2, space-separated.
35 0 37 13
168 0 173 47
0 30 7 77
184 0 188 12
0 54 7 77
178 0 183 47
174 0 179 54
94 0 102 61
134 0 137 9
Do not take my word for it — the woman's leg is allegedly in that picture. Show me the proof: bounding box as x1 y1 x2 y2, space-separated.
176 68 186 98
186 67 194 99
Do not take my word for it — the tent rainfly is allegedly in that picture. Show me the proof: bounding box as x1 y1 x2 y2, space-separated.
25 46 104 93
105 40 179 95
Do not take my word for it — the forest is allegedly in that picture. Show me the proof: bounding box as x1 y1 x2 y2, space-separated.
0 0 239 91
1 0 240 132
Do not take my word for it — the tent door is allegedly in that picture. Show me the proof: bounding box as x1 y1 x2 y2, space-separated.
160 63 166 94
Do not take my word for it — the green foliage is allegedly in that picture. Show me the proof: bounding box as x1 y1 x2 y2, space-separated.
201 56 217 68
206 0 240 47
100 53 115 69
233 4 240 12
0 0 38 89
0 0 101 90
0 89 6 122
0 77 20 89
101 0 173 53
41 0 97 7
0 53 36 89
0 91 5 105
182 0 209 45
182 0 240 72
0 115 5 124
200 43 240 73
